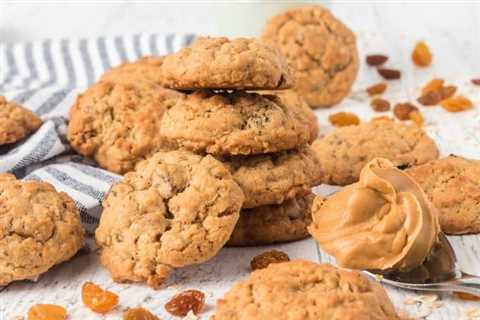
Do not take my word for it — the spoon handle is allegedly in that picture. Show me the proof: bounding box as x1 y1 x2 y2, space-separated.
446 272 480 297
372 272 480 297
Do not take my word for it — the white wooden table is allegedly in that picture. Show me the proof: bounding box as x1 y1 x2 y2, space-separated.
2 3 480 320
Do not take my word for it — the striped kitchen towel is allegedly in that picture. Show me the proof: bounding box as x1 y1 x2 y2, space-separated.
0 33 194 233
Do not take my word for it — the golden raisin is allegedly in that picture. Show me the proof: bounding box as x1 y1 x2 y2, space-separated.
366 54 388 66
82 282 119 314
472 79 480 86
165 290 205 317
394 102 418 121
441 96 473 112
329 112 360 127
409 111 424 126
377 68 401 80
124 307 159 320
412 41 432 67
250 250 290 271
28 304 67 320
370 98 391 112
440 85 457 100
417 90 441 106
366 82 387 96
421 78 444 95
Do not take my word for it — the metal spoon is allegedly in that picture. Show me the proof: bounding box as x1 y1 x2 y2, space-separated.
364 233 480 296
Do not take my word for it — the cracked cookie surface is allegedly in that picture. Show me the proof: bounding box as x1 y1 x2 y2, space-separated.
312 118 439 185
0 96 42 145
162 37 294 90
68 81 184 174
160 90 318 156
407 155 480 234
227 193 314 246
95 150 244 288
100 56 165 86
211 260 400 320
0 173 85 286
262 6 358 108
223 146 323 208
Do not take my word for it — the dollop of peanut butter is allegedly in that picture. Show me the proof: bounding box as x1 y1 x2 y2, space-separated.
309 158 440 272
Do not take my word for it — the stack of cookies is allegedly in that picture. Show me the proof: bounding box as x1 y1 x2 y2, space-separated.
160 37 323 246
87 37 323 288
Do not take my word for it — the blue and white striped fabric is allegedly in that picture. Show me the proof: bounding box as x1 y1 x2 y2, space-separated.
0 33 194 233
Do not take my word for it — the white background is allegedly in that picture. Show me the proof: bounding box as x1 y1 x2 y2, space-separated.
1 1 479 42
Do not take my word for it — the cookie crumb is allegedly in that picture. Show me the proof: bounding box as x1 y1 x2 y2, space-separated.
465 307 480 319
403 294 442 319
374 274 384 282
404 296 416 305
250 250 290 271
183 311 199 320
471 79 480 86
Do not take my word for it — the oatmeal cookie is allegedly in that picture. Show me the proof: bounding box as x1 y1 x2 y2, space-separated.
211 260 400 320
160 90 317 155
68 81 183 174
0 173 85 286
223 146 323 208
406 155 480 234
312 118 439 185
100 56 165 86
262 6 358 108
266 90 319 140
0 96 42 145
95 150 244 288
162 37 294 90
227 193 314 246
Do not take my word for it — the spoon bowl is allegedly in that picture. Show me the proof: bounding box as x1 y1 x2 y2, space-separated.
364 233 480 296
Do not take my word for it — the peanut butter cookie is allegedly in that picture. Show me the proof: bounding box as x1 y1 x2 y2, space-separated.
95 150 244 289
262 6 358 108
162 37 294 90
0 173 85 286
160 90 317 156
227 193 313 246
312 118 439 185
68 81 183 174
0 96 42 145
407 155 480 234
223 146 323 208
211 260 401 320
100 56 165 86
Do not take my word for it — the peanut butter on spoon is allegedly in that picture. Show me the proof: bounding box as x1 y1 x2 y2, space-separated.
309 158 440 272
